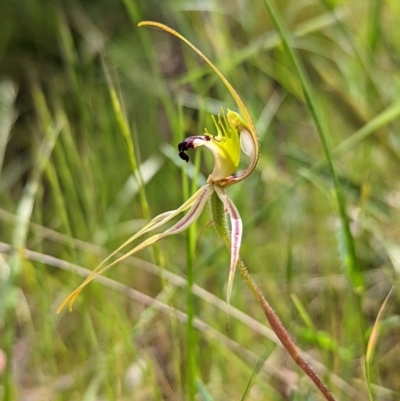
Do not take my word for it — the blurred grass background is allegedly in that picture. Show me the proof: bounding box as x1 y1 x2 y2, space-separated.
1 0 400 400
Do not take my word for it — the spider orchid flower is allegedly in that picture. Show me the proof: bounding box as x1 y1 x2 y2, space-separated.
57 22 260 314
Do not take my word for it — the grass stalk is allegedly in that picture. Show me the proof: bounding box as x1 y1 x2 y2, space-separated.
102 59 151 221
122 0 178 133
185 210 197 400
2 83 61 400
364 286 393 401
177 104 199 400
0 80 17 173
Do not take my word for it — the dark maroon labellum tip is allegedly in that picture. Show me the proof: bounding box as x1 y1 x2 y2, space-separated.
178 136 209 163
178 140 190 162
179 151 189 162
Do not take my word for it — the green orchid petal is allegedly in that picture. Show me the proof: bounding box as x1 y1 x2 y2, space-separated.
206 112 241 182
178 110 242 183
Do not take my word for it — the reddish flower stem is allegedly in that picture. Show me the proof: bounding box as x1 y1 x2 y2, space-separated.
211 192 337 401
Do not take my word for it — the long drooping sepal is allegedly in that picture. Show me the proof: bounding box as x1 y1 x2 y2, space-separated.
213 185 242 316
138 21 260 186
57 185 213 313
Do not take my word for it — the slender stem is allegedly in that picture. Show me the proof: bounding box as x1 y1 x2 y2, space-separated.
186 216 197 401
179 104 197 400
210 192 337 401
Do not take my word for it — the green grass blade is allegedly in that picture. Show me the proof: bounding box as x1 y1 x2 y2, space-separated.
240 353 262 401
261 0 364 292
2 82 62 399
175 8 347 88
122 0 178 132
250 98 400 227
0 80 17 174
318 0 383 107
290 293 315 330
102 59 151 221
10 85 62 275
365 286 394 401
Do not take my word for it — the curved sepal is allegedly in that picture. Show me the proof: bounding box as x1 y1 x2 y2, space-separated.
57 185 213 313
138 21 260 186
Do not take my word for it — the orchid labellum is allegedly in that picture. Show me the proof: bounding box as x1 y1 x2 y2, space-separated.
57 22 260 314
